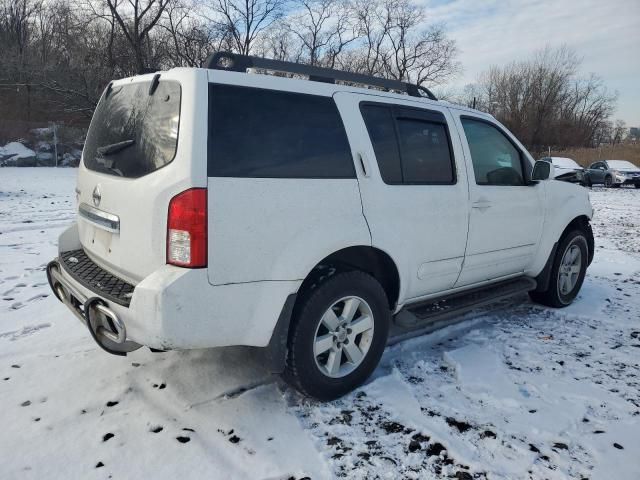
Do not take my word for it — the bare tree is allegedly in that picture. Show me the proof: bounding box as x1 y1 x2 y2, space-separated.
208 0 285 55
103 0 173 73
160 1 228 67
344 0 458 87
612 119 627 145
468 46 617 151
284 0 356 67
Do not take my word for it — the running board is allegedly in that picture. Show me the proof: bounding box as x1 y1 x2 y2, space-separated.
388 277 536 345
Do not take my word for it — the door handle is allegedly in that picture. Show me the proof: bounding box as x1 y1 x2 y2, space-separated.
472 200 492 210
357 152 370 178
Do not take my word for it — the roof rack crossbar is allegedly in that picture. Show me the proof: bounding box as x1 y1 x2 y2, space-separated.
203 51 437 101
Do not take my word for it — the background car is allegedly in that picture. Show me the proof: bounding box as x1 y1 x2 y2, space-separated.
586 160 640 188
539 156 588 186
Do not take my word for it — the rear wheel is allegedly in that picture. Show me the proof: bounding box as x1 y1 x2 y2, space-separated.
283 270 390 400
529 230 588 308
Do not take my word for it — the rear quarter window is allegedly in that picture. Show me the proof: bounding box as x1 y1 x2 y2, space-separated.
208 84 355 178
84 80 181 178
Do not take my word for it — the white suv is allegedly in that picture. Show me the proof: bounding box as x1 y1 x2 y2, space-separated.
47 52 594 400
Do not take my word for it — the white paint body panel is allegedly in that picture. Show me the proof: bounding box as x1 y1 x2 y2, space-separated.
206 178 370 284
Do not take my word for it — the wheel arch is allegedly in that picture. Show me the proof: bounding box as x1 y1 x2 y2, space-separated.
298 245 401 311
533 214 594 292
561 215 594 265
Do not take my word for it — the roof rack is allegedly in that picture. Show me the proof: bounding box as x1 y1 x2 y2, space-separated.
203 51 437 101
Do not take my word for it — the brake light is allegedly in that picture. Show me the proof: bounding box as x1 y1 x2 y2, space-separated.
167 188 207 268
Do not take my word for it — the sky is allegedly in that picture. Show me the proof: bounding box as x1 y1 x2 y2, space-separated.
425 0 640 127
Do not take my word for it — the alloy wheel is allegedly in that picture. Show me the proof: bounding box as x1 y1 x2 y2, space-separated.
558 243 582 297
313 296 375 378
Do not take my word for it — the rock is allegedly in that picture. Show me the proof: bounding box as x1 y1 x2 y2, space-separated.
16 155 37 167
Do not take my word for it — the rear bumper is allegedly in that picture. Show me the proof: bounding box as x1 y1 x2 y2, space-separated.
48 224 301 353
47 260 141 355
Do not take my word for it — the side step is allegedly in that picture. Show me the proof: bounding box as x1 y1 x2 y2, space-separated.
388 277 536 345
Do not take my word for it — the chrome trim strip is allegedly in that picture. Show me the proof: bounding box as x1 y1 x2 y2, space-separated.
79 203 120 233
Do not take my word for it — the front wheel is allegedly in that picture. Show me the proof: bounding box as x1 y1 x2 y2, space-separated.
283 270 390 400
529 230 588 308
604 175 613 188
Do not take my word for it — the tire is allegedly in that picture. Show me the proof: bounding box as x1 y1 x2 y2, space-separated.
283 270 390 400
604 175 613 188
529 230 589 308
635 183 640 189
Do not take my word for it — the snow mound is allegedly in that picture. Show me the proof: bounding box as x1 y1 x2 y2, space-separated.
0 141 36 159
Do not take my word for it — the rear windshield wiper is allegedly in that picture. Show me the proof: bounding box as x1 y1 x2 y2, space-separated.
97 139 135 156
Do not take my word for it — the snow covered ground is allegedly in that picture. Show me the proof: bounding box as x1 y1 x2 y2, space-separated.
1 167 638 479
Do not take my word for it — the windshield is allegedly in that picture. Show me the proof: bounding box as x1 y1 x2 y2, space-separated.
551 157 581 169
607 160 638 170
84 80 181 178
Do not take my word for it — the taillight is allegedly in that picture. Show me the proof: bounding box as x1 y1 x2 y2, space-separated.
167 188 207 268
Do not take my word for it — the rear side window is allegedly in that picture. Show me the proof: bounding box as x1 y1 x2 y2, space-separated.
208 84 355 178
84 81 181 178
360 103 455 184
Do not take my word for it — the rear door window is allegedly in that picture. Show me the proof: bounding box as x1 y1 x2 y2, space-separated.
360 105 402 183
360 103 455 184
396 117 454 184
84 81 181 178
208 84 355 178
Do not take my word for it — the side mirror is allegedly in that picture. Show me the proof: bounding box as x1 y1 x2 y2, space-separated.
532 160 553 181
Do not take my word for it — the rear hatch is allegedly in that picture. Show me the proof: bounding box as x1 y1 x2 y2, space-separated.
75 70 206 284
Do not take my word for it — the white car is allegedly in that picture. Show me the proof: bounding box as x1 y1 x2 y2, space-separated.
539 156 587 185
47 52 595 400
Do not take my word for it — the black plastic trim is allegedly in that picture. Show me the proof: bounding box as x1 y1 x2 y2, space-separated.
262 293 297 373
148 73 161 95
60 249 134 307
534 242 559 292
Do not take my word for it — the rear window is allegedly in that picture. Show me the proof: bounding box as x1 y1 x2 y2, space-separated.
208 84 355 178
607 160 637 170
551 157 580 168
84 80 181 178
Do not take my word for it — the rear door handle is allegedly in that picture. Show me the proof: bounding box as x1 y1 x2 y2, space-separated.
472 200 492 210
357 152 370 178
